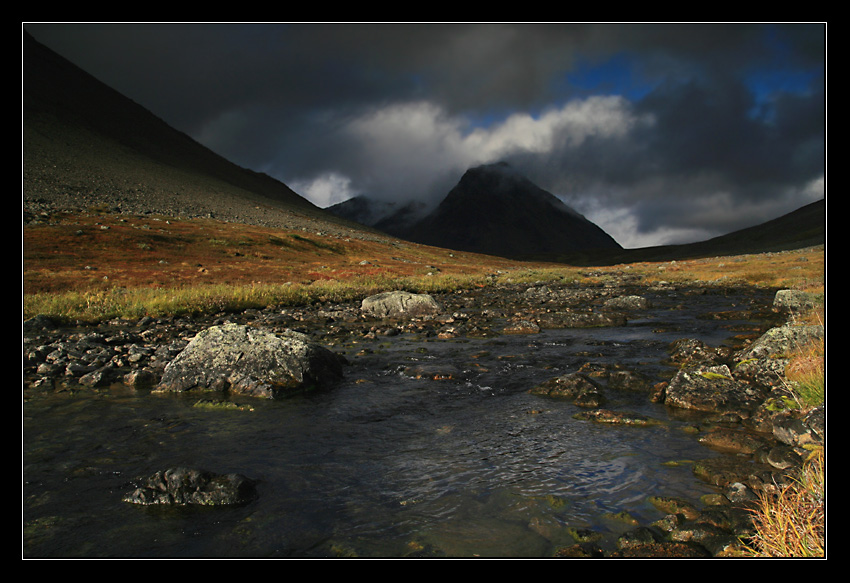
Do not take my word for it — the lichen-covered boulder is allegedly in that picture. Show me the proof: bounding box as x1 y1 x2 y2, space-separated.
664 365 767 417
155 323 343 399
360 291 441 319
773 289 816 315
737 323 824 361
603 295 651 310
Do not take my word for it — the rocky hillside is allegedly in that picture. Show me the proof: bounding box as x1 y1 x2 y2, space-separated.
22 30 372 239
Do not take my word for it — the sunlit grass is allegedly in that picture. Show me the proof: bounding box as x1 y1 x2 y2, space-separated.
621 247 824 293
23 272 506 323
784 335 826 409
744 446 825 557
23 213 825 325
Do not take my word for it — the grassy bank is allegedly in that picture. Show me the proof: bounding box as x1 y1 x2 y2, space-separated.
24 212 825 324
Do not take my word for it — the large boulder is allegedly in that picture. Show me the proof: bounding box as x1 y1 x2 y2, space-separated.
155 323 343 399
360 291 441 319
736 323 824 361
664 365 768 418
773 289 816 315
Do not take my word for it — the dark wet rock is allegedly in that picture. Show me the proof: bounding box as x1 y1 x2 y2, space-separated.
24 314 58 332
360 291 441 319
403 363 463 381
763 445 804 470
123 368 158 390
529 373 605 407
607 369 653 391
502 319 540 334
697 427 774 455
769 405 824 451
536 311 627 329
576 362 654 392
691 456 785 491
664 365 767 417
610 541 711 558
566 527 603 544
554 542 605 558
616 526 664 549
724 481 759 505
648 496 701 520
573 408 659 426
155 323 343 398
668 338 724 367
694 505 753 534
123 466 257 506
667 521 742 553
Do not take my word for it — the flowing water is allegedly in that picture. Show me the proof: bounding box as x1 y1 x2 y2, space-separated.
23 288 775 558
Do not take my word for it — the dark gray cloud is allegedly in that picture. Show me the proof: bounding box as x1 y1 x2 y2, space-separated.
24 22 825 247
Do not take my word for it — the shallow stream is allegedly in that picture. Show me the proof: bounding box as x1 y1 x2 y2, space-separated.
23 287 776 557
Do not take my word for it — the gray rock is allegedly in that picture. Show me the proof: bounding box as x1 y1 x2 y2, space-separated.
773 289 816 314
738 323 824 361
155 323 343 398
664 365 767 416
604 295 651 310
360 291 441 319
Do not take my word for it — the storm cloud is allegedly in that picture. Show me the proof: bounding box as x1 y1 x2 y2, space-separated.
24 23 825 247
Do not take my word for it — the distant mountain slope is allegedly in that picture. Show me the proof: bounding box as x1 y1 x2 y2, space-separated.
401 162 622 259
23 30 358 234
591 198 826 265
327 196 431 237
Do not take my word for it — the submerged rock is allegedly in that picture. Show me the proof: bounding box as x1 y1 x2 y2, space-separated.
530 373 606 407
155 323 343 398
573 408 659 426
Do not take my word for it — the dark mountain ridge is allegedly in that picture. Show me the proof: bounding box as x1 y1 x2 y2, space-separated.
23 30 370 237
591 197 825 265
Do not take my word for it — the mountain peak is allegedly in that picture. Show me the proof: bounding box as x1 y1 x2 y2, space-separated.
407 164 622 259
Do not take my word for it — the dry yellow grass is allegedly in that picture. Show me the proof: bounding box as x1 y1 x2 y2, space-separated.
23 211 825 324
745 447 825 557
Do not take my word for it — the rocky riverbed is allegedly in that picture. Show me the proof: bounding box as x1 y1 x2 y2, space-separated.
23 274 824 557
